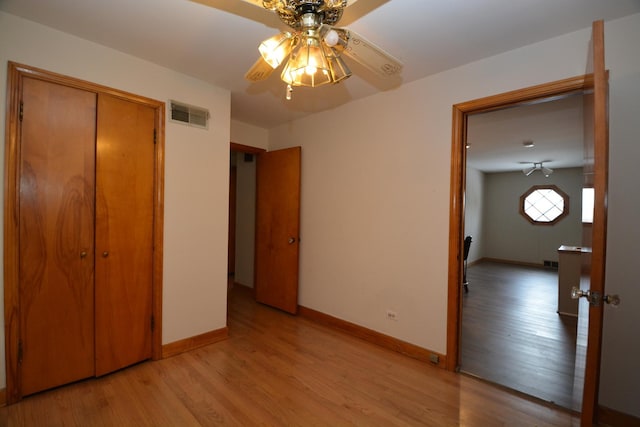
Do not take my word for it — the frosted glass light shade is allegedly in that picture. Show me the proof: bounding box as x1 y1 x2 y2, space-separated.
327 48 351 83
281 34 332 87
259 32 294 69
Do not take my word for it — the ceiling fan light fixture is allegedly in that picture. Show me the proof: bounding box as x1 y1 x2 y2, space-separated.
258 32 295 68
244 0 404 92
324 29 339 47
319 25 349 54
522 162 554 177
327 50 351 83
281 33 333 87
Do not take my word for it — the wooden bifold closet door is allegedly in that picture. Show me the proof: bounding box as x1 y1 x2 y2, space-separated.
94 93 154 376
18 76 155 396
19 77 97 396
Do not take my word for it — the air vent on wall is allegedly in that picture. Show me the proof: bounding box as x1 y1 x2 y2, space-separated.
169 100 209 129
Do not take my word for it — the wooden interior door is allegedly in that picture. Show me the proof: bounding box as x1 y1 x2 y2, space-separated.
255 147 301 314
580 20 608 425
94 93 155 376
19 77 97 395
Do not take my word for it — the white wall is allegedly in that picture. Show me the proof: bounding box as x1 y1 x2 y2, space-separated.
464 167 484 263
269 14 640 417
482 168 583 264
0 11 231 387
231 119 268 150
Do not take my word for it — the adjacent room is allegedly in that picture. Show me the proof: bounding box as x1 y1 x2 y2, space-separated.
461 94 592 411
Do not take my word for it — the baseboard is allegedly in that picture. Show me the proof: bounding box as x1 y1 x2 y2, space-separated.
599 405 640 427
298 305 446 368
480 257 547 269
161 327 229 359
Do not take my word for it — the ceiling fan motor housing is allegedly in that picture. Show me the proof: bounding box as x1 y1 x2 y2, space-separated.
271 0 346 29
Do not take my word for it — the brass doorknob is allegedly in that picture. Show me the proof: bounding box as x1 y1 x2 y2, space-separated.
604 294 621 306
80 251 87 258
571 287 621 307
102 251 109 257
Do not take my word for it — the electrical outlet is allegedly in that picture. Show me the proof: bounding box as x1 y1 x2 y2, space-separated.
386 310 398 321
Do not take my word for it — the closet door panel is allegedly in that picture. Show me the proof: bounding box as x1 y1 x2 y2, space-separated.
95 93 154 376
19 77 96 395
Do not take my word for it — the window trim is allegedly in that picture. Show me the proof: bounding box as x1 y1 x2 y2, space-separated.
519 184 570 225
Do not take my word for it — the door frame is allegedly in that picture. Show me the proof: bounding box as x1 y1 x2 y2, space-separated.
3 62 165 404
446 75 600 387
229 142 266 292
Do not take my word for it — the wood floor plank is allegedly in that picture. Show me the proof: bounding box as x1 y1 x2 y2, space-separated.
0 283 579 426
461 260 584 412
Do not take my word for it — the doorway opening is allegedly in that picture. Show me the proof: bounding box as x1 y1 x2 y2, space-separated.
445 74 604 414
460 93 589 410
228 143 265 293
227 144 302 314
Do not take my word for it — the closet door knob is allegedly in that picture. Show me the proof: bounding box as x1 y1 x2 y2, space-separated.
80 251 87 258
102 251 109 258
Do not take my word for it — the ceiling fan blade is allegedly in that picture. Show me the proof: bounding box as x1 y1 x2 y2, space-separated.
342 29 403 78
340 0 389 26
238 0 264 7
245 57 275 82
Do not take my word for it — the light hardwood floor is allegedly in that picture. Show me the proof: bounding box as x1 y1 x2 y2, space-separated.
461 260 585 412
0 285 579 426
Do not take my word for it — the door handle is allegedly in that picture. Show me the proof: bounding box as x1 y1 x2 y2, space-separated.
571 287 620 307
603 294 621 306
80 251 87 259
288 237 296 244
102 251 109 258
571 287 591 300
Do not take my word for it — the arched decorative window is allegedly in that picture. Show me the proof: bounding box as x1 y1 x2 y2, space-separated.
520 185 569 225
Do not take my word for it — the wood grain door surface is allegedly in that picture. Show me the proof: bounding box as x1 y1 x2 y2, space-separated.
255 147 301 314
95 94 154 376
17 79 155 394
19 77 97 395
580 20 609 425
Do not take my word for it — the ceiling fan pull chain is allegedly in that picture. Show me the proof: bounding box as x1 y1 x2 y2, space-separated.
286 84 293 100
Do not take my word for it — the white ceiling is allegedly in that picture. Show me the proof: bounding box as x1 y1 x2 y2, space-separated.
2 0 639 132
467 94 586 173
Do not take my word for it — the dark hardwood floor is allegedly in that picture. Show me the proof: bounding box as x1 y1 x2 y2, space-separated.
461 260 585 412
0 283 580 426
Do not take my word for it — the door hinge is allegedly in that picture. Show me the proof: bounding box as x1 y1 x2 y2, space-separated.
18 340 23 364
153 129 157 144
151 315 155 332
19 101 24 122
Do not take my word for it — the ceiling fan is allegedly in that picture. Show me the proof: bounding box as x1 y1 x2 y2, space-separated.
240 0 403 97
522 161 554 177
